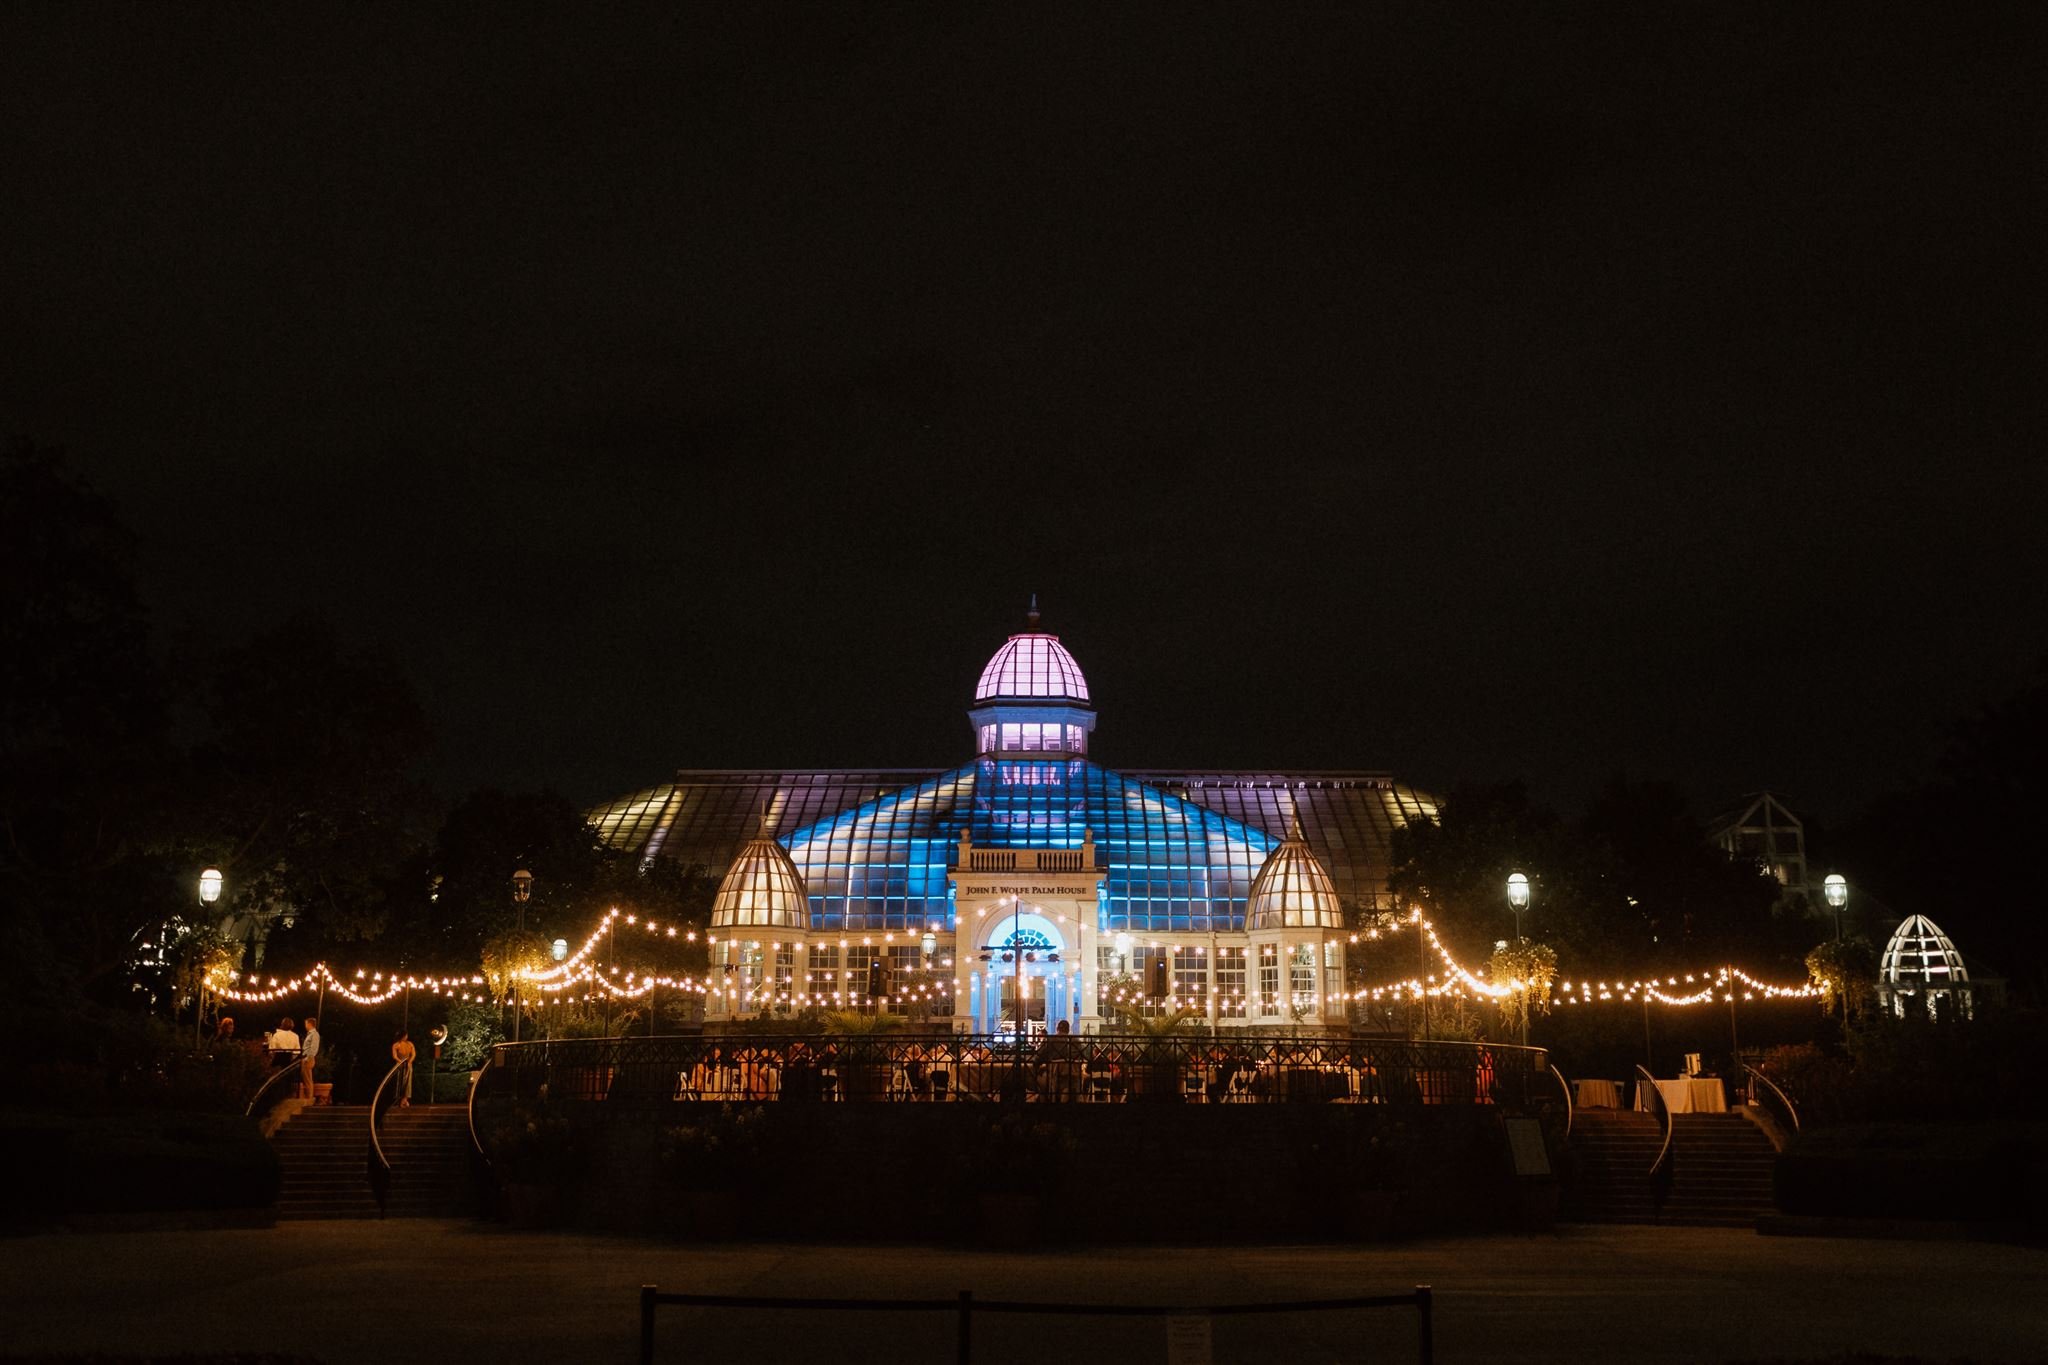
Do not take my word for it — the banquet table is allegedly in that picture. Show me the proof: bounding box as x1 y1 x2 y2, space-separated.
1636 1077 1727 1114
1574 1078 1623 1109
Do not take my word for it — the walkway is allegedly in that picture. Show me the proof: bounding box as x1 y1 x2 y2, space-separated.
3 1222 2042 1363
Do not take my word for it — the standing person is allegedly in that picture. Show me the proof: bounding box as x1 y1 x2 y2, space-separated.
390 1029 416 1107
1037 1019 1082 1100
269 1016 300 1071
299 1017 321 1100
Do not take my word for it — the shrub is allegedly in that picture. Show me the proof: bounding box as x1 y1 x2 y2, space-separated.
485 1102 590 1187
659 1104 768 1191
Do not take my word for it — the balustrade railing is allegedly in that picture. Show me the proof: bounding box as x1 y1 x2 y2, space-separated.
475 1031 1549 1111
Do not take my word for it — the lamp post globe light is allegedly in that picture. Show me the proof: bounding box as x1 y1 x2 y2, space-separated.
1823 873 1849 942
1506 871 1531 942
510 868 534 1042
193 868 224 1047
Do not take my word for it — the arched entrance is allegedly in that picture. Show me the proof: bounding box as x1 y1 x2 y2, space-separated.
968 910 1077 1037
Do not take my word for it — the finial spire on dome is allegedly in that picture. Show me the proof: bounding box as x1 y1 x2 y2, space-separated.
1026 593 1040 629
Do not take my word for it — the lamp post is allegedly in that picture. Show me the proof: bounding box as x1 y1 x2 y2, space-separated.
510 869 533 1042
195 868 223 1047
1506 871 1533 1046
1506 872 1531 943
922 928 938 1019
428 1024 448 1105
1823 873 1848 943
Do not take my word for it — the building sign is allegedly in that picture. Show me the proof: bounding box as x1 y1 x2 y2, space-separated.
955 882 1093 898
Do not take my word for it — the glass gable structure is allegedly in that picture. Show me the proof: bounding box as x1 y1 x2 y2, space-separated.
592 770 1435 919
586 612 1439 1029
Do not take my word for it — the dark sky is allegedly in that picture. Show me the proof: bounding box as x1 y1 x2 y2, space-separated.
4 5 2041 823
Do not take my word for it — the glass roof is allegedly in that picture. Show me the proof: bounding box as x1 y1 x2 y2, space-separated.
589 768 1434 920
974 634 1090 703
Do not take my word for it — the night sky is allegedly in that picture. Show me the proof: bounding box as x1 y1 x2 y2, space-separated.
4 5 2041 822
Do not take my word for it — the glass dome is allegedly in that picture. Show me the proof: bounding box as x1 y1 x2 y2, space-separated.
709 832 809 930
1246 823 1344 930
975 633 1090 703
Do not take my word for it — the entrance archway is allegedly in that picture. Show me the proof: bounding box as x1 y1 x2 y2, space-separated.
971 910 1076 1036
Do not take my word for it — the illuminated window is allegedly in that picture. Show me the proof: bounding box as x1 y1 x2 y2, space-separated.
1216 948 1247 1019
1173 948 1207 1012
1258 944 1279 1017
807 943 841 1004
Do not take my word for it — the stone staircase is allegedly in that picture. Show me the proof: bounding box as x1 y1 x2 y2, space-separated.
1566 1108 1779 1227
270 1104 476 1220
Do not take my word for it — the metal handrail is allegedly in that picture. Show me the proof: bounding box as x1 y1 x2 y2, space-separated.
640 1283 1435 1365
1635 1064 1673 1182
244 1059 306 1119
1742 1063 1800 1134
479 1031 1551 1108
1549 1063 1573 1138
467 1053 494 1165
365 1058 406 1218
367 1058 404 1175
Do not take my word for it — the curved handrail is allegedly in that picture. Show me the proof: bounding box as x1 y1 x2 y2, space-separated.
1742 1063 1800 1134
244 1059 305 1119
366 1058 404 1217
1549 1063 1573 1138
367 1058 404 1173
1635 1064 1674 1183
467 1051 494 1165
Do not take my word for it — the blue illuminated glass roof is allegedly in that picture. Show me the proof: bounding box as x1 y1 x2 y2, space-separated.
589 768 1434 921
772 759 1277 933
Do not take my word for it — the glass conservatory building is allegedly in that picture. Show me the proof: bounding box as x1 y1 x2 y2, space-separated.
589 610 1437 1033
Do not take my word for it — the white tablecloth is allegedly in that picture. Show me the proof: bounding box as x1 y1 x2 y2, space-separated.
1574 1079 1623 1109
1636 1077 1726 1114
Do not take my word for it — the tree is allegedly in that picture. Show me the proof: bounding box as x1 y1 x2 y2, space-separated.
192 614 435 953
1576 777 1795 973
0 441 179 1000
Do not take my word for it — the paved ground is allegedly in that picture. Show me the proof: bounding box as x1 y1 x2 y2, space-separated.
3 1221 2045 1363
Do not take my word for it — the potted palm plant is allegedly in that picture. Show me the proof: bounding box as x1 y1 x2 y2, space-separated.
824 1010 904 1102
1112 1005 1201 1102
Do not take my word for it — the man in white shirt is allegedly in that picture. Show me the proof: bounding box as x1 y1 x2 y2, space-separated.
299 1018 321 1100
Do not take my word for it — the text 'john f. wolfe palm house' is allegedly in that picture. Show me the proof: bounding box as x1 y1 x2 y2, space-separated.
588 606 1438 1034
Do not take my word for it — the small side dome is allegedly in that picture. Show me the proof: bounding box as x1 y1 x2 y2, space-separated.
1880 914 1968 988
1247 822 1343 930
710 831 808 930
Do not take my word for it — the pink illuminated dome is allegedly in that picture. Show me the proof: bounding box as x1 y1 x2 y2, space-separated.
974 601 1090 703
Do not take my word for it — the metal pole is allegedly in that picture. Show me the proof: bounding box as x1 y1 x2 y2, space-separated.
957 1289 973 1365
1416 1285 1434 1365
1642 993 1653 1072
639 1285 657 1365
1418 921 1429 1042
607 918 617 1036
1725 964 1740 1065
